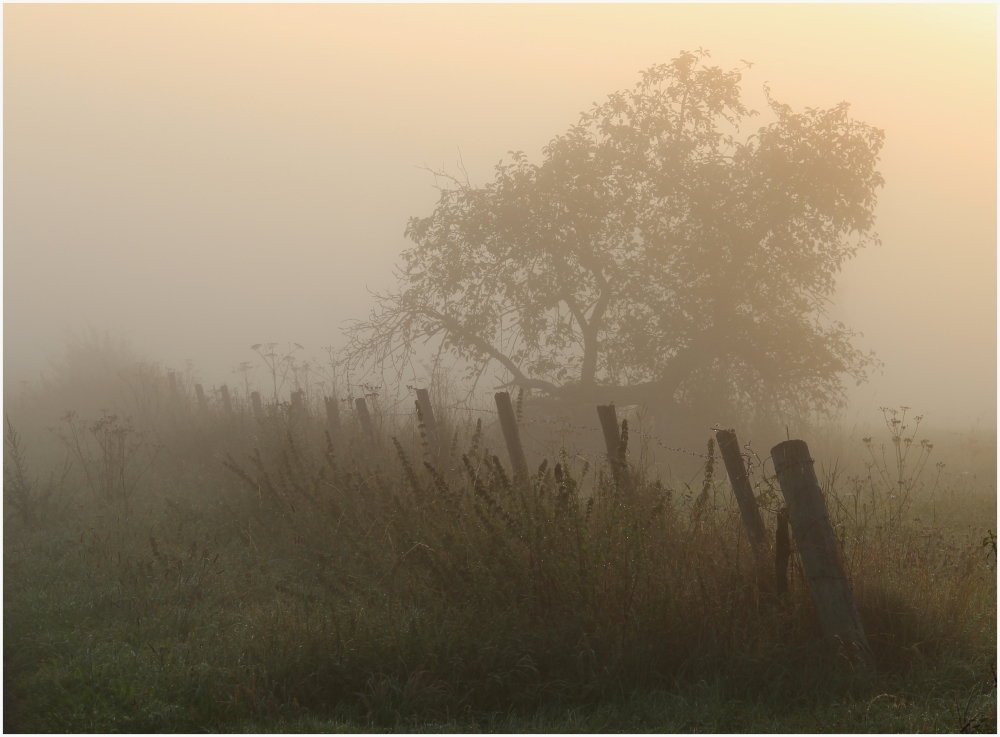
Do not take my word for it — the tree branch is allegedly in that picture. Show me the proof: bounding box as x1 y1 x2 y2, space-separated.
562 293 589 334
418 308 562 394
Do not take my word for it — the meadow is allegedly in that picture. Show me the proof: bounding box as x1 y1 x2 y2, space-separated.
3 341 996 732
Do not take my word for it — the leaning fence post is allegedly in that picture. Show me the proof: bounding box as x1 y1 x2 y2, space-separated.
715 429 768 559
771 439 870 666
775 509 791 598
325 395 341 435
494 391 529 484
596 404 632 497
219 384 233 418
250 391 263 420
415 388 441 455
195 384 208 413
355 397 375 439
596 404 621 461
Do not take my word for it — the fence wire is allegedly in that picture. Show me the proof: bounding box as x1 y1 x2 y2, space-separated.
361 399 711 461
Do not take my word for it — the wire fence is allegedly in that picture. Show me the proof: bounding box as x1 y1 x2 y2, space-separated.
398 397 785 500
169 379 788 496
364 400 711 461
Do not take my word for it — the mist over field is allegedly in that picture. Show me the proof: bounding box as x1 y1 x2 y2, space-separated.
4 4 996 433
3 6 997 733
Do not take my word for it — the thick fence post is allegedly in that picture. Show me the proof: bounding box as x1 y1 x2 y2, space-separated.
251 391 263 420
355 397 375 439
771 439 870 665
195 384 208 413
775 509 791 598
494 391 529 484
167 371 178 399
596 404 621 460
415 388 441 455
715 429 768 559
219 384 233 418
325 395 341 434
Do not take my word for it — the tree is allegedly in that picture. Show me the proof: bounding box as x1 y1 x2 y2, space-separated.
346 50 883 427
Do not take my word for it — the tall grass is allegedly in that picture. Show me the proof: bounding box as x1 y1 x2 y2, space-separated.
3 346 996 732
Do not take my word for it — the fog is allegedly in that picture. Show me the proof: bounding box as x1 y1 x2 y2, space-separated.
4 4 996 431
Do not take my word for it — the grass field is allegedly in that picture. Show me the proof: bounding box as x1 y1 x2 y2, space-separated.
3 352 996 732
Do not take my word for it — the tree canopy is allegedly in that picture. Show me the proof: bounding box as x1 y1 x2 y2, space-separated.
347 50 884 425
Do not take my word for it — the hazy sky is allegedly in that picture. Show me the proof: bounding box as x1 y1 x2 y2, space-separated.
4 4 996 428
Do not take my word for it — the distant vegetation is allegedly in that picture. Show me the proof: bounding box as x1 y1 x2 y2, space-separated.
3 336 995 732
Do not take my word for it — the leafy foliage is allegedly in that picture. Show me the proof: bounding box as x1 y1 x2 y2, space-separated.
348 50 884 423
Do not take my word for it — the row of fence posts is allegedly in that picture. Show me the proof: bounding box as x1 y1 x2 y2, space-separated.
167 370 355 439
492 392 869 669
165 370 869 668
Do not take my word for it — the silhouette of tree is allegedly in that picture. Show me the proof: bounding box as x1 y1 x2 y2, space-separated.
347 50 883 424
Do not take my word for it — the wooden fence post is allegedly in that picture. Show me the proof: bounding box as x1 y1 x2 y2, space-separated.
596 404 621 460
415 388 440 455
715 429 768 559
775 509 791 598
325 395 341 434
219 384 233 418
167 371 177 399
355 397 375 439
289 391 305 429
251 391 263 420
494 391 529 484
771 439 870 665
195 384 208 413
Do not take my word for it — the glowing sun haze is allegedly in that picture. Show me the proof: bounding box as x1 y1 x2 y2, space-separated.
4 4 996 428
